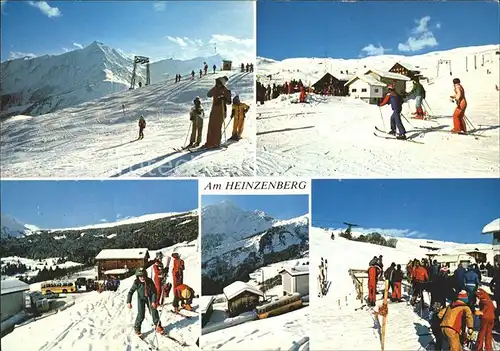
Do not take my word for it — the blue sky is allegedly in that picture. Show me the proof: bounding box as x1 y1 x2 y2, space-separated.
202 195 308 220
0 180 198 229
312 179 500 244
1 1 254 62
258 1 499 60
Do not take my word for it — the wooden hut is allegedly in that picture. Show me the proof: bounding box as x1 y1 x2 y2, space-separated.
222 60 232 71
312 73 349 96
95 248 149 280
223 281 264 317
389 62 421 80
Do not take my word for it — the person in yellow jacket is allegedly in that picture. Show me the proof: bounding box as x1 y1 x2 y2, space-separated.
438 290 475 351
229 95 249 141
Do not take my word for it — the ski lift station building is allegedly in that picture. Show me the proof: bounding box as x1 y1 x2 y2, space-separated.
222 60 232 71
95 248 149 280
223 281 264 317
1 279 30 322
279 266 309 296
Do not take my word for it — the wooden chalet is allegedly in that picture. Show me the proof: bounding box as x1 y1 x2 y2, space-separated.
95 248 149 280
389 62 421 80
223 281 264 317
312 73 349 96
364 69 410 95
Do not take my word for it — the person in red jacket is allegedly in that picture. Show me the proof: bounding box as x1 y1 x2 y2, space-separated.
476 288 495 351
138 116 146 140
172 283 195 313
450 78 467 134
368 264 380 306
172 252 185 288
410 261 429 308
152 252 166 305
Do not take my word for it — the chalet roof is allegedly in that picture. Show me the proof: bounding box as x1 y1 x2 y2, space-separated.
345 74 386 87
482 218 500 234
392 61 420 72
200 295 216 314
223 281 264 301
1 279 30 295
365 69 411 81
279 266 309 277
95 248 149 260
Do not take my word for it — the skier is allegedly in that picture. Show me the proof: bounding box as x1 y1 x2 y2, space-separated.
199 69 203 78
367 263 379 306
172 252 185 288
464 266 480 312
410 261 429 309
126 268 164 336
204 63 208 75
450 78 467 133
379 83 407 140
188 97 205 148
152 252 166 305
202 76 231 149
384 262 396 296
391 265 403 302
229 95 249 141
454 263 466 292
475 287 495 351
172 283 196 313
408 77 426 119
191 70 195 80
213 64 216 74
299 85 306 103
241 63 245 73
438 291 474 351
377 255 384 279
138 115 146 140
430 302 445 351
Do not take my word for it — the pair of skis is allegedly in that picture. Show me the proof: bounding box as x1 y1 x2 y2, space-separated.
317 257 328 297
373 126 425 144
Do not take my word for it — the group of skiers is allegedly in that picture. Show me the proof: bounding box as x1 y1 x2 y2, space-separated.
240 63 254 73
256 79 309 105
378 77 468 140
137 75 250 149
126 251 196 337
174 62 216 83
368 256 500 350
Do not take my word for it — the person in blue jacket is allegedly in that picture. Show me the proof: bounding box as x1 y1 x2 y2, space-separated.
378 83 407 140
464 266 480 312
454 264 466 291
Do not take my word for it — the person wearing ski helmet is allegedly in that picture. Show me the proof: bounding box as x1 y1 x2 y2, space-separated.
379 82 407 140
171 252 185 288
229 94 249 141
188 97 205 148
438 291 474 350
126 268 164 336
138 115 146 140
450 78 467 134
172 283 196 313
202 76 231 149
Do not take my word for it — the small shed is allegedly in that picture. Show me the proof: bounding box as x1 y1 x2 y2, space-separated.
312 73 349 96
200 295 215 327
1 279 30 322
279 266 309 296
389 62 421 80
364 69 410 95
345 75 386 104
223 281 264 317
95 248 149 280
222 60 232 71
467 250 488 264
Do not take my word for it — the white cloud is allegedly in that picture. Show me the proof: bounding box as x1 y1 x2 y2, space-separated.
166 36 188 47
398 16 438 52
8 51 37 60
351 227 428 239
153 2 165 12
27 1 61 18
73 42 83 49
436 23 441 29
62 47 70 53
360 43 389 57
99 218 107 223
116 213 122 219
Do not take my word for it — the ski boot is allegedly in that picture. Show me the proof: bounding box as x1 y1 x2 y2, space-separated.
156 325 165 334
396 134 407 140
388 130 396 136
135 328 142 337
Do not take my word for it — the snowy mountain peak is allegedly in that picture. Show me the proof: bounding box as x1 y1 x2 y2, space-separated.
0 213 39 238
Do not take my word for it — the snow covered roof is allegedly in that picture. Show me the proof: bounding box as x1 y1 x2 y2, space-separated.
223 281 264 301
95 248 149 260
279 266 309 277
345 74 386 87
103 268 129 275
365 69 411 81
1 279 30 295
392 62 420 72
200 295 216 314
482 218 500 234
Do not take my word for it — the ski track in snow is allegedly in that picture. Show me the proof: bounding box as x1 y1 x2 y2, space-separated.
1 243 200 351
311 227 500 350
1 71 255 178
256 47 500 177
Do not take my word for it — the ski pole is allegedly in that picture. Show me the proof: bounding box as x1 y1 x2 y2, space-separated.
148 296 162 350
378 107 387 132
464 115 477 131
183 121 192 148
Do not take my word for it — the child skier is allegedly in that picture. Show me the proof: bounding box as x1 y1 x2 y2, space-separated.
126 268 164 336
475 287 495 351
188 97 205 148
138 115 146 140
229 95 249 141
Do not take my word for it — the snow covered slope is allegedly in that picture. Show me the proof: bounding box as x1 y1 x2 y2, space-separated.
1 241 200 351
1 213 39 238
1 69 255 177
0 41 223 118
310 227 498 350
256 45 500 177
201 201 308 295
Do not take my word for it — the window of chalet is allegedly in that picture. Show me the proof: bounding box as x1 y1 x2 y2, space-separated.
374 88 379 93
351 88 357 92
361 88 367 92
